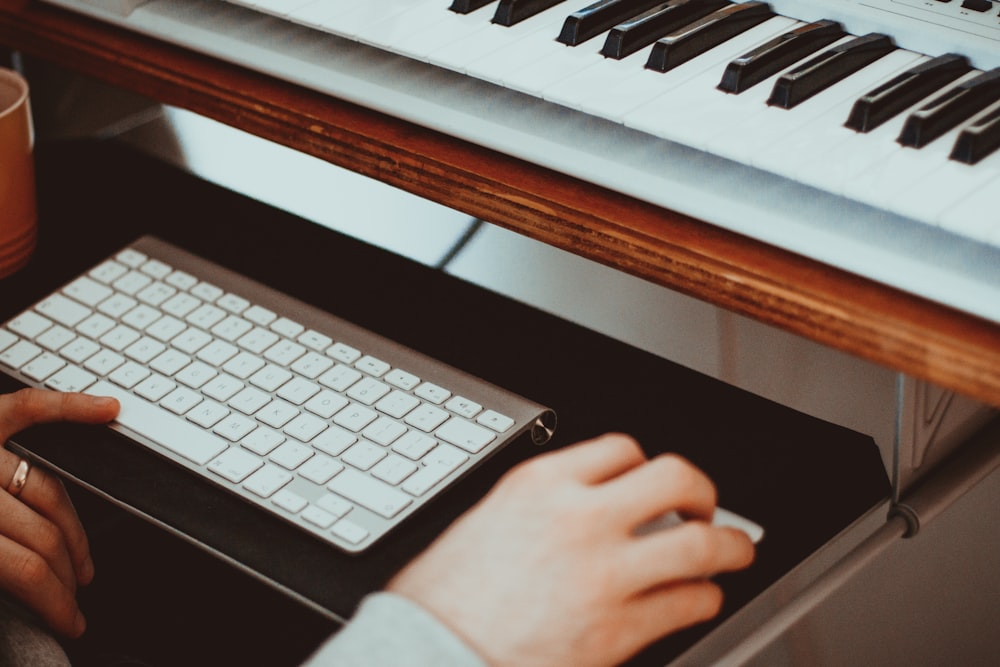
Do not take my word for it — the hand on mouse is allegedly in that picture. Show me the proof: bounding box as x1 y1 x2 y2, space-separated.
387 432 756 667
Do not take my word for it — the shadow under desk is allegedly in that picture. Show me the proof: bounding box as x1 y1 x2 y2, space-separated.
0 140 889 666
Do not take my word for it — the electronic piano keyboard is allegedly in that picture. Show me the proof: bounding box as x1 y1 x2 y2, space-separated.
35 0 1000 324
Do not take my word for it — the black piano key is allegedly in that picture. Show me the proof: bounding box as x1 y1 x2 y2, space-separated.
766 33 896 109
898 68 1000 148
645 2 773 73
960 0 992 11
493 0 565 26
450 0 496 13
556 0 668 45
844 54 971 133
600 0 729 60
950 105 1000 164
717 20 845 94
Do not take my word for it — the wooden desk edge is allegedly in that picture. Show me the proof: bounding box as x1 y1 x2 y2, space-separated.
1 0 997 407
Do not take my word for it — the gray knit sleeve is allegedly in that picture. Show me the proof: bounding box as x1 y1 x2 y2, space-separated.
302 592 489 667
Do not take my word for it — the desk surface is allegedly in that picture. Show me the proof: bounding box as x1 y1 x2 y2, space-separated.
1 140 890 666
0 0 998 408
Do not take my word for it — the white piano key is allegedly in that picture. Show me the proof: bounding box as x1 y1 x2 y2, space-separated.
789 69 981 195
235 0 315 18
354 1 457 56
843 117 977 213
542 45 651 109
392 1 506 62
502 36 609 97
579 16 796 122
890 102 1000 224
624 57 790 151
428 0 588 74
622 17 802 140
707 48 922 167
285 0 371 35
937 149 1000 243
465 0 600 87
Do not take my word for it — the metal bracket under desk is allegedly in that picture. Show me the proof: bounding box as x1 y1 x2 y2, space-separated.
891 374 997 500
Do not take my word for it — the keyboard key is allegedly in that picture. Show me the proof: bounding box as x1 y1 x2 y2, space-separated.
333 403 379 432
242 426 285 456
283 412 328 442
44 365 97 393
213 413 257 442
318 364 362 391
392 431 438 460
64 276 114 307
330 519 368 545
108 360 151 389
299 455 344 485
404 404 450 432
342 441 388 471
243 463 293 498
269 440 314 469
21 353 66 382
414 381 450 404
477 409 516 432
402 443 468 496
37 294 91 327
8 311 52 339
436 417 497 453
270 316 304 339
115 249 146 268
328 468 412 518
272 488 308 514
256 398 299 428
355 355 390 377
209 447 263 483
371 454 419 485
301 505 336 529
36 326 75 352
134 374 176 402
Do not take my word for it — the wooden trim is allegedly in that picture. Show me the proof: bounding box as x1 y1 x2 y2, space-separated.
1 0 998 406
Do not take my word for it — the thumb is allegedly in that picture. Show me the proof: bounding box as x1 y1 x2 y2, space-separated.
0 388 119 441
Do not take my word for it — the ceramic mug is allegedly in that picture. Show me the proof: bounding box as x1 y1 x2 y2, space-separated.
0 67 36 278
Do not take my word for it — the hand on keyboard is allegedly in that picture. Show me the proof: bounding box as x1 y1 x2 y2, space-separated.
0 388 119 638
386 433 757 667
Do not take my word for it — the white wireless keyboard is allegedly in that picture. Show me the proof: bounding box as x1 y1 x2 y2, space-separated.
0 236 557 553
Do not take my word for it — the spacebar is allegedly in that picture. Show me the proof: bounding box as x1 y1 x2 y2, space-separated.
86 380 228 466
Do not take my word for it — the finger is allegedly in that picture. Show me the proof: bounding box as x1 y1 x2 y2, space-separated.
541 433 648 485
0 454 93 586
622 522 756 591
626 580 726 644
0 388 119 441
598 453 718 527
0 490 78 591
0 533 85 638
